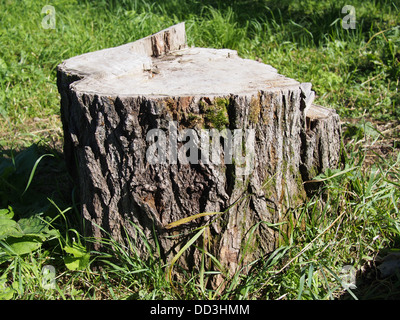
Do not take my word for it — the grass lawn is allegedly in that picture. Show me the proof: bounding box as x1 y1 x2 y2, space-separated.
0 0 399 300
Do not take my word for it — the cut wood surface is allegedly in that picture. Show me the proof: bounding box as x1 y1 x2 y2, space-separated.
57 23 341 285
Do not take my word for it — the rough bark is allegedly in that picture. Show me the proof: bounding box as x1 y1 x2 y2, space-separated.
57 23 342 283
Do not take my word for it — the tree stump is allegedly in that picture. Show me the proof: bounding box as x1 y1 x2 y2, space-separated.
57 23 341 283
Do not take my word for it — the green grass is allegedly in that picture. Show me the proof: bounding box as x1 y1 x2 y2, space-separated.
0 0 400 300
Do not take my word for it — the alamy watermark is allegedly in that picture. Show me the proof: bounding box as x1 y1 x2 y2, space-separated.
41 5 56 29
41 265 56 290
342 5 356 30
146 121 255 176
339 265 357 290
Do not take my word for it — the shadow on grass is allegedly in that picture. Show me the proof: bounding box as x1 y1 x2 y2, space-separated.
0 143 78 229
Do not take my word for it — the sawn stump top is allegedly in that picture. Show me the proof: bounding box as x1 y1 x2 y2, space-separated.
58 24 299 98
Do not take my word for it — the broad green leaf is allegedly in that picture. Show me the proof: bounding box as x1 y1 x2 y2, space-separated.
0 274 15 300
64 243 90 271
64 254 90 271
0 213 59 256
0 207 14 219
0 207 21 240
64 243 87 257
3 235 43 255
0 219 21 240
0 286 15 300
17 217 51 241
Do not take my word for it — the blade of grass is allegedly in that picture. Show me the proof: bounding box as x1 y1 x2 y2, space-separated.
297 272 305 300
305 166 359 184
21 153 54 196
168 228 205 286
